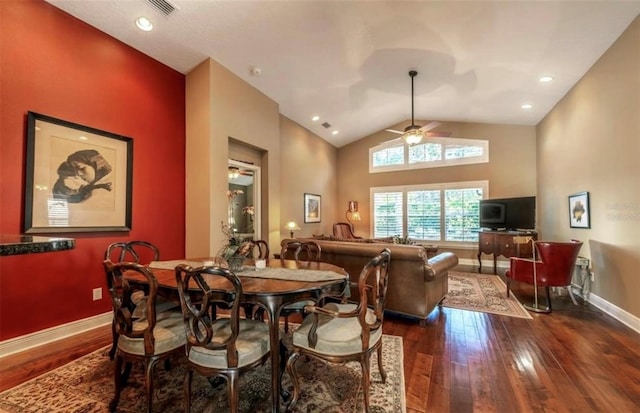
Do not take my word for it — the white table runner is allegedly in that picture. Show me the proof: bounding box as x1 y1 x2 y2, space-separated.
149 260 346 282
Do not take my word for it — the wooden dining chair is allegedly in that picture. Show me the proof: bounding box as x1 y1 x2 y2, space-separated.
285 248 391 413
103 260 186 413
279 240 322 262
103 240 177 359
251 239 270 259
279 240 323 332
105 240 160 264
174 264 271 413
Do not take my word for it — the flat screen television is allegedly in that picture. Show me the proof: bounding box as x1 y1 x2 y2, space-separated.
479 196 536 230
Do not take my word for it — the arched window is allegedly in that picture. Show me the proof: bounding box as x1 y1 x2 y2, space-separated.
369 137 489 173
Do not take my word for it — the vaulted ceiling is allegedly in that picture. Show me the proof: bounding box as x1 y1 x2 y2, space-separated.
47 0 640 147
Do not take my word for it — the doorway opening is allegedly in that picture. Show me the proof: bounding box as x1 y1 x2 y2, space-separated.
228 159 261 241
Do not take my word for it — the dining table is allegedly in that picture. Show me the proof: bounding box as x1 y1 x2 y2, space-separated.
125 257 349 413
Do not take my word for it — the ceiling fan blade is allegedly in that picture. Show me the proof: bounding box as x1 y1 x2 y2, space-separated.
382 136 403 145
425 131 451 137
419 121 441 132
384 128 404 135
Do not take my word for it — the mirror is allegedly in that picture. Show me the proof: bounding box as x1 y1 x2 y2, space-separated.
228 160 260 241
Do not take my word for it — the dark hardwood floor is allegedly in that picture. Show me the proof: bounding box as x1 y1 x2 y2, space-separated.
2 265 640 412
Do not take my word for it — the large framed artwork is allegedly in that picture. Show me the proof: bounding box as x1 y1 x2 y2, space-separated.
568 191 590 229
24 112 133 233
304 193 321 223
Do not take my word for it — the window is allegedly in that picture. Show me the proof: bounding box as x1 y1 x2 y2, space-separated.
371 181 487 243
370 137 488 173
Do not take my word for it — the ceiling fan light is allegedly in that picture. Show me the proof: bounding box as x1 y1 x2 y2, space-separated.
403 130 423 145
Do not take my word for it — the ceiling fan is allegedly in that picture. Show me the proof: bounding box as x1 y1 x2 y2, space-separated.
385 70 451 144
228 167 253 179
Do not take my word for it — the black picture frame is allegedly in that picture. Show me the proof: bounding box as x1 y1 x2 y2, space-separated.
24 112 133 233
569 191 590 229
304 193 321 223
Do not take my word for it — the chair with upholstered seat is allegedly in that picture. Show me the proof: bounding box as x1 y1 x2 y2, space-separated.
506 240 583 313
174 264 271 413
279 240 322 332
332 222 362 239
285 248 391 413
103 260 186 413
104 240 177 359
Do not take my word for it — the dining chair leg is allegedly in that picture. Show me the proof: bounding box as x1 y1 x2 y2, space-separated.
143 359 158 413
376 344 387 383
227 371 240 413
109 355 125 412
184 368 193 413
285 352 302 412
360 353 372 413
506 279 511 297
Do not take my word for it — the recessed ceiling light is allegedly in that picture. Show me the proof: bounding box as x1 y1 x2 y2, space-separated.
311 115 320 122
521 103 533 109
135 17 153 32
539 76 553 83
332 130 339 135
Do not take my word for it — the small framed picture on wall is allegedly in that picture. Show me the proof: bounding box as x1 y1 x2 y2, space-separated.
569 192 590 229
304 193 321 223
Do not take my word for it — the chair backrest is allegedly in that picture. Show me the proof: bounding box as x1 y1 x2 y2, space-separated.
103 260 159 355
175 265 244 367
251 240 270 259
105 242 128 261
354 248 391 348
280 240 322 262
333 222 358 239
535 240 583 286
105 240 160 264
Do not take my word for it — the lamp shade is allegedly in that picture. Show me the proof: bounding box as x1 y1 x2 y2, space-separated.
285 221 301 231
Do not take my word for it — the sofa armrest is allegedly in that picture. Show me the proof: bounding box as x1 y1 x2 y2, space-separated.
425 252 458 281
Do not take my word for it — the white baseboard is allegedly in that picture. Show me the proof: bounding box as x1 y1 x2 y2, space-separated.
457 258 640 335
0 312 112 359
582 292 640 335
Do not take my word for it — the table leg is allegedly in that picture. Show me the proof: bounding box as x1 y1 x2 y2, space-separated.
265 302 283 413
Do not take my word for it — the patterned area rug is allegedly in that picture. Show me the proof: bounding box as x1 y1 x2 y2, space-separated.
441 271 533 319
0 335 405 413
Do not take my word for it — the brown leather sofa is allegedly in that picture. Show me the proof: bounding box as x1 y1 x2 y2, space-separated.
281 237 458 325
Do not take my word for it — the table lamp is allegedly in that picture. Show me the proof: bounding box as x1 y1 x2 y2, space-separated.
285 221 301 238
346 201 361 230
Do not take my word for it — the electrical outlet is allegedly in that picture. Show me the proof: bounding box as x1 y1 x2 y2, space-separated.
590 271 595 282
92 287 102 301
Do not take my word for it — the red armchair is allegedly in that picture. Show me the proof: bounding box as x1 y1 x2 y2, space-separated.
506 240 583 313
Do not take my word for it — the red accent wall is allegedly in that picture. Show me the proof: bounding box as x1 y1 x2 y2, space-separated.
0 1 186 340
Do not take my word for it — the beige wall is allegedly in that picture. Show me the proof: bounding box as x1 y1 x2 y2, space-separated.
537 16 640 317
280 116 339 238
186 58 281 256
337 121 537 261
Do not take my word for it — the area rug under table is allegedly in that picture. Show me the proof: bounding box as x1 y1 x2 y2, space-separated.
0 335 405 413
441 271 533 319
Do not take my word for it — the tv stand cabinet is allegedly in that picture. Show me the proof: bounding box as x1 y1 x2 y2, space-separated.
477 230 537 274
